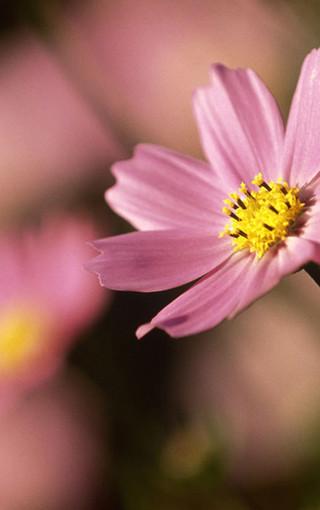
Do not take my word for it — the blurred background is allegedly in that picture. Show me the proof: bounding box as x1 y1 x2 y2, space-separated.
2 0 320 508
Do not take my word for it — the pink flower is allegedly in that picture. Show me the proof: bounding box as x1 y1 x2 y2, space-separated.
172 288 320 482
86 49 320 338
0 215 108 404
52 0 314 156
0 31 124 221
0 371 106 510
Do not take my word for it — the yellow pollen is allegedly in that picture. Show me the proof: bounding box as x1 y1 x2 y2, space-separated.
0 303 49 376
219 173 304 258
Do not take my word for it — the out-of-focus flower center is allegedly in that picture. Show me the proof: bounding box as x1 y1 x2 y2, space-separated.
0 303 48 376
219 173 304 258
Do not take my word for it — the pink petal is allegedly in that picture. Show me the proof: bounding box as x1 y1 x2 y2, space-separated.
296 197 320 260
295 170 320 259
107 144 226 231
230 236 318 317
136 251 253 338
85 229 231 292
302 215 320 246
193 64 284 190
283 49 320 186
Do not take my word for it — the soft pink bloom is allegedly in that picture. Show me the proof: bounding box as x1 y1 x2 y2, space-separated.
0 215 108 403
0 31 124 222
0 370 106 510
51 0 316 156
86 49 320 338
172 282 320 483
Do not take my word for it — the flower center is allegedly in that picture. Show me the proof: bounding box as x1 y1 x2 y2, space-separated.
0 303 49 376
219 173 304 258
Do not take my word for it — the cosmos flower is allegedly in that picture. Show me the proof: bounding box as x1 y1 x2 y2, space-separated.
0 31 124 221
51 0 314 156
0 215 108 407
86 49 320 338
172 287 320 483
0 371 106 510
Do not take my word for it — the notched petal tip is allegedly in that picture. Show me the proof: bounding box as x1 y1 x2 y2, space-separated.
193 57 284 187
85 238 104 250
82 240 107 278
306 47 320 59
82 260 108 291
110 143 159 173
82 240 104 272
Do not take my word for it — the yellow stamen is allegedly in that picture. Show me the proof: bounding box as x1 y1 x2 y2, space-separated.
0 303 49 376
219 174 304 258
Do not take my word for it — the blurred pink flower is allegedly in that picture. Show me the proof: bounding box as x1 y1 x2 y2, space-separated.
0 31 125 222
50 0 316 156
86 49 320 338
0 370 106 510
172 280 320 483
0 214 108 404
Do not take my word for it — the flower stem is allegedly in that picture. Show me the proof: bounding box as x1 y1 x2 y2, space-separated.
304 261 320 287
